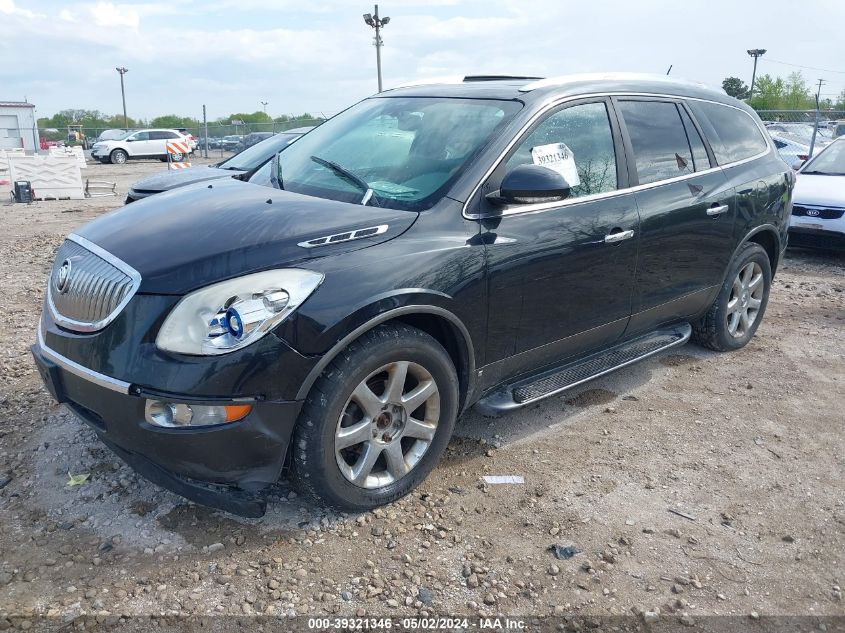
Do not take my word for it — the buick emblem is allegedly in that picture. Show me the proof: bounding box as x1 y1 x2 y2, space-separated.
806 209 820 217
55 259 72 294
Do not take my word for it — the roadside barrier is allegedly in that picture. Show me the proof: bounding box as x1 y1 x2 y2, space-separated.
166 141 191 170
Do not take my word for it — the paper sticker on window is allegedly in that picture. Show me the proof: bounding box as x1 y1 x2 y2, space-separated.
531 143 581 187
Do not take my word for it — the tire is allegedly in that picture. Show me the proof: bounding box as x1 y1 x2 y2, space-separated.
109 149 128 165
291 323 459 511
693 242 772 352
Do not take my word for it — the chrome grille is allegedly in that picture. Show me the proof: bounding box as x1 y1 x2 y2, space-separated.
47 235 141 332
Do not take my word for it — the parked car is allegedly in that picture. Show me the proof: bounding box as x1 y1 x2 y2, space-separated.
176 128 199 151
33 74 791 517
126 127 312 203
90 129 192 164
771 134 812 166
788 136 845 250
220 135 243 151
239 132 275 151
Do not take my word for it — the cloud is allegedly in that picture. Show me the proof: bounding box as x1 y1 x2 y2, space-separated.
90 1 140 28
2 0 843 120
0 0 39 17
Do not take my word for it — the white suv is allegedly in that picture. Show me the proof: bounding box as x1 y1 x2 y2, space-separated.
90 129 192 165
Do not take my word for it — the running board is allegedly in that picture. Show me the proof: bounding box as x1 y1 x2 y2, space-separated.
474 323 692 416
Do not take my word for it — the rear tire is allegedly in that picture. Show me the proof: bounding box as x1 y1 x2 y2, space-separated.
109 149 128 165
693 242 771 352
291 323 459 512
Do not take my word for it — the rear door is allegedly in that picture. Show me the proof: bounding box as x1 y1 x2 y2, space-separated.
149 130 180 156
614 98 736 336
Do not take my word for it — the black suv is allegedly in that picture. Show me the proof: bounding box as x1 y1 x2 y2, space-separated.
32 74 792 517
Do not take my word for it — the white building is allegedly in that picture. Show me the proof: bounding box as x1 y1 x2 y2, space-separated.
0 102 37 152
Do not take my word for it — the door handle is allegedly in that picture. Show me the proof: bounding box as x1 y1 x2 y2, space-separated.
604 229 635 244
707 204 729 216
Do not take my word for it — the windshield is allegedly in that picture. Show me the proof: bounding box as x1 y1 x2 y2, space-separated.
219 132 301 170
109 130 135 141
801 139 845 175
249 97 521 210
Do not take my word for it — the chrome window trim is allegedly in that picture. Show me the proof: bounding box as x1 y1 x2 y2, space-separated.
36 322 131 394
47 234 142 333
462 91 773 220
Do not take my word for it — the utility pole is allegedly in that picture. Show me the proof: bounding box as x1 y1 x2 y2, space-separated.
808 78 826 160
260 100 268 114
203 104 209 159
115 66 129 128
363 5 390 92
746 49 766 101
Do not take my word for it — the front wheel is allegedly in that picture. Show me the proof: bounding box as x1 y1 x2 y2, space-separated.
291 323 459 511
693 242 772 352
109 149 128 165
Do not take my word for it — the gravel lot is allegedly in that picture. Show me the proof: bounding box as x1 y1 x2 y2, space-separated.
0 159 843 629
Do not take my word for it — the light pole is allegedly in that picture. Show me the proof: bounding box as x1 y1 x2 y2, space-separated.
746 49 766 101
363 5 390 92
260 100 268 114
115 66 129 128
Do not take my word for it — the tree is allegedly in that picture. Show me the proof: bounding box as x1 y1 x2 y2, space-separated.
150 114 200 129
748 74 785 110
783 72 812 110
722 76 749 100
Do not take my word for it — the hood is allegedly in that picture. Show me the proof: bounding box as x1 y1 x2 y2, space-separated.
76 178 418 294
793 174 845 208
130 165 242 193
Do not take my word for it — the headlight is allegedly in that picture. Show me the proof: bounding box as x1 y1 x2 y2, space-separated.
155 269 323 355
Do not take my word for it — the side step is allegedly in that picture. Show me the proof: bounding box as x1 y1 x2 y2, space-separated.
474 323 692 416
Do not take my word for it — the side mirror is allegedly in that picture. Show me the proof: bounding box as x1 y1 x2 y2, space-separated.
791 159 804 171
488 164 571 206
126 137 135 142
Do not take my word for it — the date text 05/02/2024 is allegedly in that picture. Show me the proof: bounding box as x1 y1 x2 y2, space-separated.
306 617 527 630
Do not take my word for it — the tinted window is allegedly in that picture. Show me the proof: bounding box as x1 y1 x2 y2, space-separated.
505 102 618 199
149 131 178 140
619 101 694 185
689 101 768 164
679 107 710 171
131 131 150 141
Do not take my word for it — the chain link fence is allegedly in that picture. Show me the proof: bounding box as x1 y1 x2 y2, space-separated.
757 109 845 164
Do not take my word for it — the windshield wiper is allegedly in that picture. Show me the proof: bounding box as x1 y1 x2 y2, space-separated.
310 155 377 206
801 170 842 176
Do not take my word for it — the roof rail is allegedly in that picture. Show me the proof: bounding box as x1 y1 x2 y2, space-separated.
519 72 713 93
462 75 544 82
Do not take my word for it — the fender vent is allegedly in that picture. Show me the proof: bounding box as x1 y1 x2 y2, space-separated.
297 225 388 248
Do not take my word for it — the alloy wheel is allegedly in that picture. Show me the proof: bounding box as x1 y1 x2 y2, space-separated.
335 361 440 489
726 262 764 338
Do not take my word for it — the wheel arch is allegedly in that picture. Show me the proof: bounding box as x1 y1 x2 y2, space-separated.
294 305 476 411
729 224 781 282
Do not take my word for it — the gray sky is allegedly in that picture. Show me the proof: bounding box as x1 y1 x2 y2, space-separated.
2 0 844 121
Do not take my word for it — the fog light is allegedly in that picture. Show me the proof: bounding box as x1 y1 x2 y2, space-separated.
144 400 252 428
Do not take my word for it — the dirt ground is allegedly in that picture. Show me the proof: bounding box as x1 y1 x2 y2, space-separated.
0 159 843 630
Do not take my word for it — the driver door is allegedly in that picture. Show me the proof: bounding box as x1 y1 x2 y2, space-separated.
475 99 641 380
126 131 152 156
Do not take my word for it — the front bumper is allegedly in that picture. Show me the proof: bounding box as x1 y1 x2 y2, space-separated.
788 227 845 250
31 329 305 517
